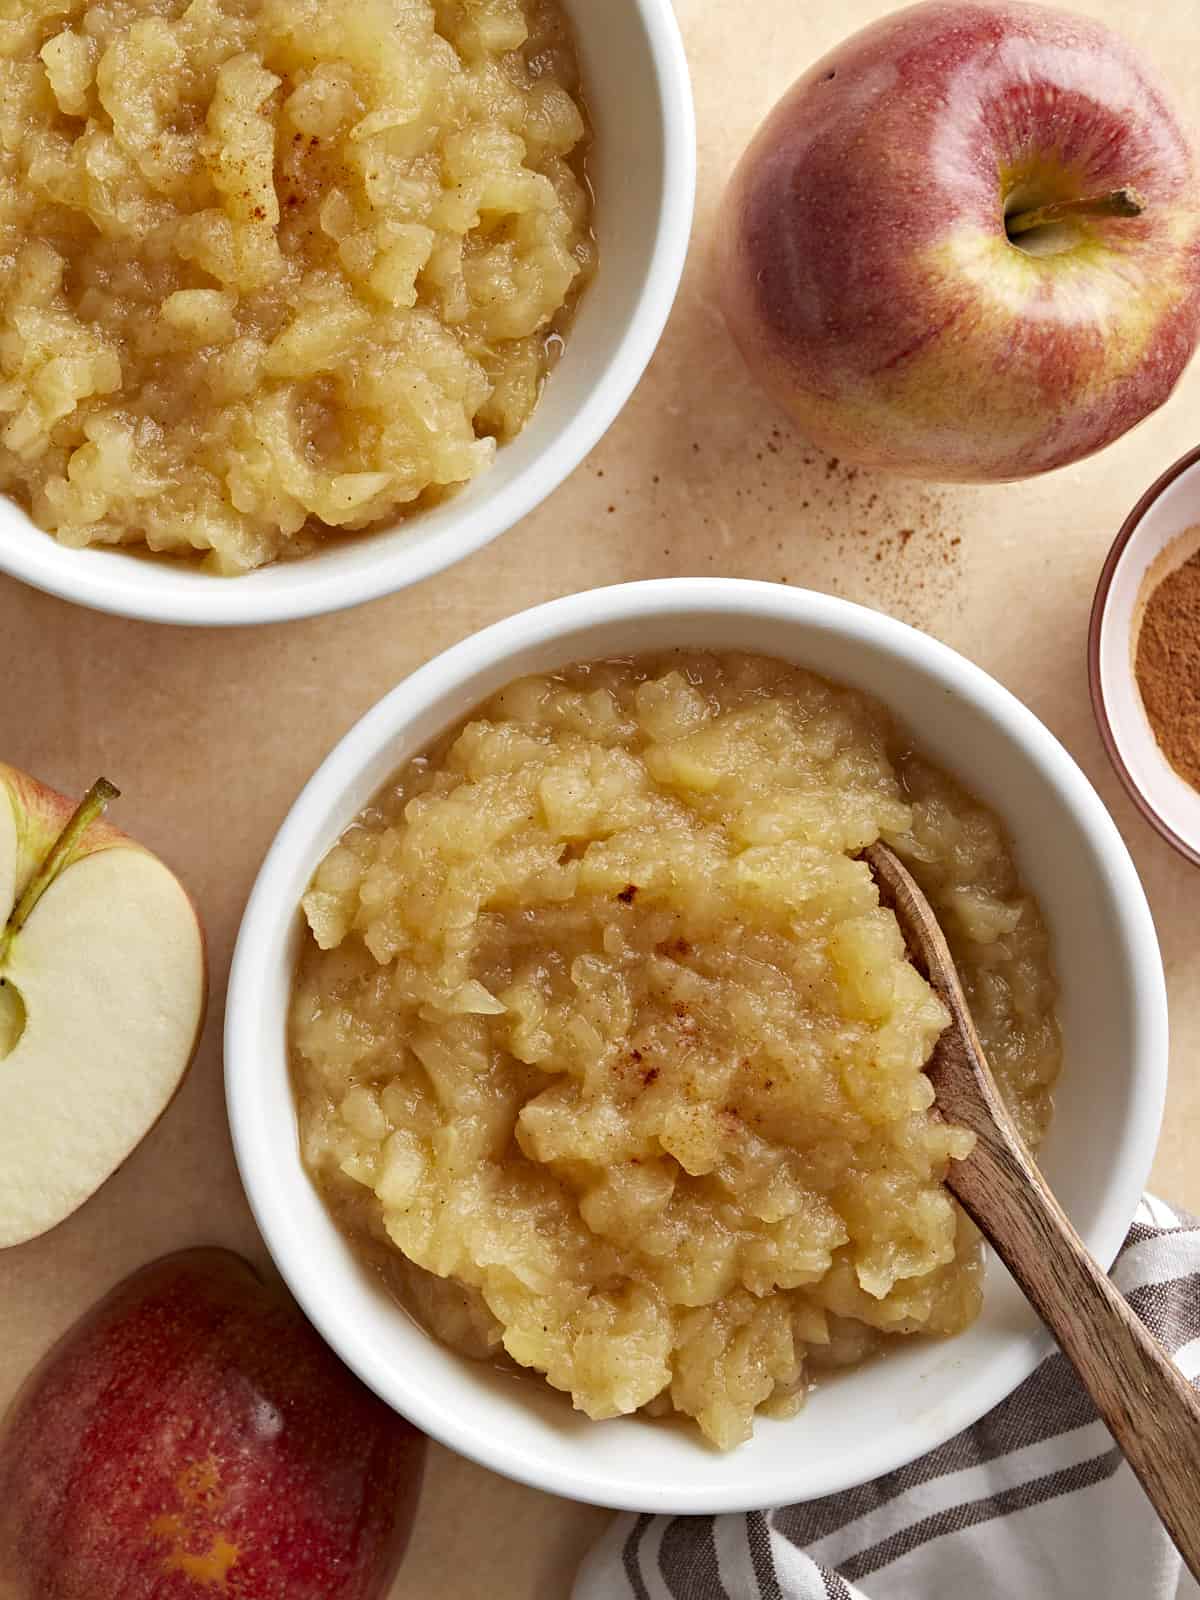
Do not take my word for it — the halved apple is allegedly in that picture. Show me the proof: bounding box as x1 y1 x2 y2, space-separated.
0 765 207 1248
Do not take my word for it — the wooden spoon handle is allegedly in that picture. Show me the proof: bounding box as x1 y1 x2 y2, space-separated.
952 1129 1200 1580
860 845 1200 1576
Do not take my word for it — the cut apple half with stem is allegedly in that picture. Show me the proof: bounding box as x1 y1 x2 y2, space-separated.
0 764 207 1249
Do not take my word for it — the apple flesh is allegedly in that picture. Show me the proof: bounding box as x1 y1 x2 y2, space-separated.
0 1250 426 1599
0 766 206 1247
716 0 1200 481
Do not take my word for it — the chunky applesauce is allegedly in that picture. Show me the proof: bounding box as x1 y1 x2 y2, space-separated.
291 653 1060 1448
0 0 594 572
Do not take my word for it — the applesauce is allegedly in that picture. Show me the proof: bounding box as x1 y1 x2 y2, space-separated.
290 653 1060 1449
0 0 594 573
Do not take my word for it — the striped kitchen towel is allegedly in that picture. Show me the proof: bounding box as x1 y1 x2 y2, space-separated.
576 1197 1200 1600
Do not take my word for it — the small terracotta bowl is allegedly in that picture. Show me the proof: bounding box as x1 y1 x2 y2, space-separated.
1090 444 1200 866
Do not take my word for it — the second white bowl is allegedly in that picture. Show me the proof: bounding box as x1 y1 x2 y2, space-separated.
0 0 695 627
226 578 1167 1513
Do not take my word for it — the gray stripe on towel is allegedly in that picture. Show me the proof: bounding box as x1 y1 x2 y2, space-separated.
839 1445 1123 1584
746 1511 784 1600
1126 1274 1200 1357
622 1513 653 1600
659 1516 728 1600
773 1348 1095 1553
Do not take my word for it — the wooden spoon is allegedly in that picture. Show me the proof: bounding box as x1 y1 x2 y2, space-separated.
863 841 1200 1580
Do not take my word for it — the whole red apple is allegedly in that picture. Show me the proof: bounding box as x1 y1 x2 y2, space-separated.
0 1251 425 1599
716 0 1200 481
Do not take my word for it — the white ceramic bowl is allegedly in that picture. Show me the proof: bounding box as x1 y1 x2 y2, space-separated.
226 578 1167 1513
0 1 694 627
1090 444 1200 866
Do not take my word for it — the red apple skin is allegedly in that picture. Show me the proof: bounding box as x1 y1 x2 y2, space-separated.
716 0 1200 481
0 1251 426 1599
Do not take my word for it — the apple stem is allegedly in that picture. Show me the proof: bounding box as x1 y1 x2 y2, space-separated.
0 778 120 965
1005 186 1146 239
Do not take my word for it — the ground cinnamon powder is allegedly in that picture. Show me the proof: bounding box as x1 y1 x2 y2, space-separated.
1135 539 1200 792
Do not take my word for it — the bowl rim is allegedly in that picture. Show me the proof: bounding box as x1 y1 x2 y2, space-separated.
1088 441 1200 868
0 0 696 628
227 576 1168 1511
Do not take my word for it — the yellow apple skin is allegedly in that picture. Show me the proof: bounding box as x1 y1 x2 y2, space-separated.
0 765 208 1248
716 0 1200 482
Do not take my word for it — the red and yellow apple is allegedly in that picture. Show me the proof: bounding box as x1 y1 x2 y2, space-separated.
716 0 1200 481
0 1250 426 1599
0 767 206 1247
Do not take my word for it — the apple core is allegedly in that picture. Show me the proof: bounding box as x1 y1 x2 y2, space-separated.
0 776 119 1067
0 980 25 1060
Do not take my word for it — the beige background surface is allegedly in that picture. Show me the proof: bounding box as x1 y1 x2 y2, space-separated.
2 0 1200 1593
